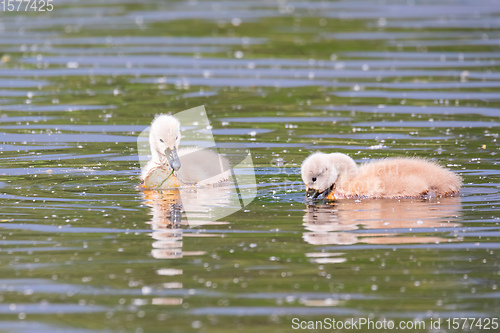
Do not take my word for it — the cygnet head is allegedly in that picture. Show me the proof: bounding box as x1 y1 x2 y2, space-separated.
301 152 357 200
149 114 181 171
301 152 339 200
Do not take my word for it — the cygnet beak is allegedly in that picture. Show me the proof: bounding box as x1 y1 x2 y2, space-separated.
165 147 181 171
306 185 335 201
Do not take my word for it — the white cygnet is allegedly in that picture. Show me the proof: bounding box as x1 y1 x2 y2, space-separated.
141 114 231 189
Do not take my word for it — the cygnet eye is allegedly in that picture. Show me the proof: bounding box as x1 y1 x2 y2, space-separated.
312 177 317 182
159 139 164 143
175 136 178 140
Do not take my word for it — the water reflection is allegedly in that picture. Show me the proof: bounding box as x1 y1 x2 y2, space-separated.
303 198 462 251
142 187 233 259
141 187 234 306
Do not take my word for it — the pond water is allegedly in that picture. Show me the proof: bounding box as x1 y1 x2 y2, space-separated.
0 0 499 332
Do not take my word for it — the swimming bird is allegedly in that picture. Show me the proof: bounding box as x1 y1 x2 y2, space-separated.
140 114 231 189
301 152 462 200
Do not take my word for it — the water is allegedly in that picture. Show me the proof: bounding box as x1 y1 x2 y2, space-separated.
0 0 499 332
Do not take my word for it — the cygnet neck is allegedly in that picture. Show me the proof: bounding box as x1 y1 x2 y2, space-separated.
150 148 164 165
329 153 358 188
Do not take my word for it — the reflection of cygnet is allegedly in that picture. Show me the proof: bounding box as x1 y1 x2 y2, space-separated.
302 198 462 246
303 232 359 246
303 205 358 232
301 152 462 200
142 186 235 228
142 188 230 260
141 114 231 189
302 205 359 245
151 228 183 260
